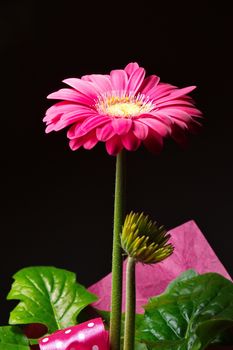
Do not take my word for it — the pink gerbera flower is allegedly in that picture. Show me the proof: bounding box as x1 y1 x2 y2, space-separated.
44 62 202 155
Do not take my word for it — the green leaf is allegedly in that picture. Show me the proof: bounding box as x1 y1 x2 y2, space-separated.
0 326 30 350
137 272 233 350
7 266 98 333
164 269 198 292
135 342 149 350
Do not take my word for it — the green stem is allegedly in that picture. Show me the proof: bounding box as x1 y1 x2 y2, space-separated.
123 257 136 350
110 150 126 350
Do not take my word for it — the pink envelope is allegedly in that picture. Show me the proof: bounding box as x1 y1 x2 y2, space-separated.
89 220 231 313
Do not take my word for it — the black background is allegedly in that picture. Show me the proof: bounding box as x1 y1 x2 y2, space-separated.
1 1 232 325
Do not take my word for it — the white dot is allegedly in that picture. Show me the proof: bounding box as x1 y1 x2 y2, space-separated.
65 329 72 334
88 322 95 327
56 340 63 349
92 345 99 350
77 332 85 340
42 337 49 343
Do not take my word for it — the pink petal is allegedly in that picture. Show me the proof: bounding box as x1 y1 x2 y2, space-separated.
83 135 98 149
124 62 140 77
44 112 62 126
176 106 203 117
143 129 163 154
85 74 112 93
111 118 132 135
76 115 109 137
47 89 93 105
63 78 99 99
139 116 171 137
126 67 145 94
139 75 160 95
171 119 187 130
44 113 65 132
110 70 128 91
81 75 93 82
69 131 98 151
105 135 123 156
159 108 194 123
149 83 176 100
141 111 173 126
156 86 196 104
132 121 149 140
54 111 94 131
59 107 94 121
121 132 141 151
44 105 93 124
45 102 79 118
69 137 84 151
150 111 173 126
67 122 84 139
96 123 115 141
156 99 195 108
45 123 57 133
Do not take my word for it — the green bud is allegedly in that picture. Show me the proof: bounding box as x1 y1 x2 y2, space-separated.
121 211 174 264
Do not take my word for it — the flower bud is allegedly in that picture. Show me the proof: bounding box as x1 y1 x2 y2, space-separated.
121 212 174 264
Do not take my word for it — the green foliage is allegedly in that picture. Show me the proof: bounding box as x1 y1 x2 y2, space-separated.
136 272 233 349
0 326 30 350
7 266 97 333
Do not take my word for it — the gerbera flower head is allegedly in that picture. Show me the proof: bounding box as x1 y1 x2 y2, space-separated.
121 211 174 264
44 62 202 155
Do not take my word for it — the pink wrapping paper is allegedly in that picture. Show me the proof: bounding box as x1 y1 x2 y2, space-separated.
89 220 231 313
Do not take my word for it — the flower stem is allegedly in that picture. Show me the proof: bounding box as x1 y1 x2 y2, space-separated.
110 150 126 350
123 257 136 350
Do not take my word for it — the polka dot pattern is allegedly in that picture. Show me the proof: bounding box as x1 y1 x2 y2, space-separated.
39 318 108 350
56 340 63 348
77 332 85 340
42 337 49 343
88 322 95 328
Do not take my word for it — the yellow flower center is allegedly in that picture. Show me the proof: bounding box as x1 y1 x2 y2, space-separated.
96 93 154 118
106 101 141 117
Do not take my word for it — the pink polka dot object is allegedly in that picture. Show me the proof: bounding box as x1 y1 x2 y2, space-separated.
39 318 108 350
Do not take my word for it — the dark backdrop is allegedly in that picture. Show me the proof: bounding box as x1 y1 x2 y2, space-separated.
1 1 232 324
